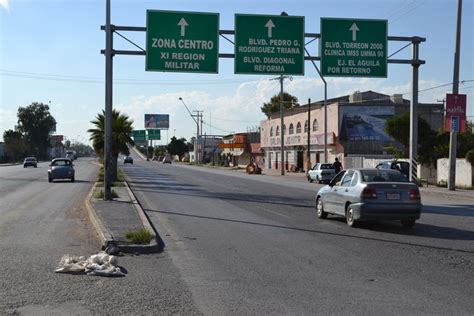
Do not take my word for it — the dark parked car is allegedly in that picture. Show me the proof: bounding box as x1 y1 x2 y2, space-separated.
315 168 422 228
23 157 37 168
48 158 75 182
124 156 133 164
376 161 409 178
163 155 172 164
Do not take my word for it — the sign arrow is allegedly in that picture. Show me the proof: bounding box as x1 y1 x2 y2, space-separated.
265 19 275 38
349 23 359 41
178 18 188 37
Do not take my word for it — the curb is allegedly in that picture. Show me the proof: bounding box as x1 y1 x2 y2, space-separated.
85 182 114 248
121 181 162 253
84 182 162 254
419 187 474 201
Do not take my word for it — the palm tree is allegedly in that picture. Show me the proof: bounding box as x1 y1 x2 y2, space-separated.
88 109 134 181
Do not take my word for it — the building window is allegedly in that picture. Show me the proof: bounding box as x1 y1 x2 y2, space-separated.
289 123 294 135
313 119 319 132
283 124 286 135
276 126 280 136
304 120 308 133
296 122 301 133
270 127 273 137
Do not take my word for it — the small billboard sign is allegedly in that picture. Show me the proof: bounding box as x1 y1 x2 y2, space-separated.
445 94 466 133
145 114 169 129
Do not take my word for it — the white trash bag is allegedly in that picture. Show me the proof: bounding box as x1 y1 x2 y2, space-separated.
55 251 125 277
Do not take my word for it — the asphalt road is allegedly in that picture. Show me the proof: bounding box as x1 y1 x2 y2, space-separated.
124 157 474 315
0 158 199 315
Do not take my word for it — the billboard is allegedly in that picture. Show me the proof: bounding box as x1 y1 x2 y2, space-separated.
145 114 169 129
339 106 394 141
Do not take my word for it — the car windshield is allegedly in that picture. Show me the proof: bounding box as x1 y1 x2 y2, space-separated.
52 160 72 166
320 164 333 169
360 170 409 183
25 158 35 161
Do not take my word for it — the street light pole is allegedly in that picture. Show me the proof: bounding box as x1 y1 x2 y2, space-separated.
179 97 200 163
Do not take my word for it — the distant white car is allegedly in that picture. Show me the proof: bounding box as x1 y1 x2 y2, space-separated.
307 163 336 184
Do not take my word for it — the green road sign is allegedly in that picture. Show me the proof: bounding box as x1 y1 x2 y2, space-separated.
320 18 387 78
133 130 147 141
148 129 161 140
235 14 304 75
146 10 219 73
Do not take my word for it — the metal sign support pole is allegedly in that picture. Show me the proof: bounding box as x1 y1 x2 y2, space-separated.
306 98 311 171
409 39 421 183
104 0 113 200
304 47 328 163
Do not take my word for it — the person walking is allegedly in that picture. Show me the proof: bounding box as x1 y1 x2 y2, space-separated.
333 157 343 174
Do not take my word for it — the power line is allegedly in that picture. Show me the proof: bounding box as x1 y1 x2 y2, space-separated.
0 69 258 86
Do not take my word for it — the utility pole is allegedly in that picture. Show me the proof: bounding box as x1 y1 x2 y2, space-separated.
104 0 113 200
179 97 200 164
448 0 463 191
271 74 290 175
409 38 421 183
194 110 204 164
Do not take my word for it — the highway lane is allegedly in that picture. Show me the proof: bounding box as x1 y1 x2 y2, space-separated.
0 158 199 314
124 158 474 315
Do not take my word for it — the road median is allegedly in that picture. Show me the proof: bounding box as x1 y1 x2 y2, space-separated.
85 181 162 254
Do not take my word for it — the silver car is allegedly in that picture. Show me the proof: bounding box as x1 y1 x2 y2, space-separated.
315 168 422 228
48 158 75 182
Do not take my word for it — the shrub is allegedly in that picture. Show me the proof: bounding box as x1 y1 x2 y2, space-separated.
125 229 153 244
466 149 474 166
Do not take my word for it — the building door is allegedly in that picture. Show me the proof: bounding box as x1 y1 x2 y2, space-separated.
297 151 304 171
268 152 272 169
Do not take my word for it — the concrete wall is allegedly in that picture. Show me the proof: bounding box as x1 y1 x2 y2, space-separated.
437 159 473 188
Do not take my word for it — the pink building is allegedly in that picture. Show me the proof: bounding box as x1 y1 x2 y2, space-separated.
260 91 443 172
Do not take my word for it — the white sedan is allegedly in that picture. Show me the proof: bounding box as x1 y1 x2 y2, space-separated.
307 163 336 183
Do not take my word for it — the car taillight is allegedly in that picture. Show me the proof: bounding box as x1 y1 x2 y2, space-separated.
409 189 420 200
361 187 377 199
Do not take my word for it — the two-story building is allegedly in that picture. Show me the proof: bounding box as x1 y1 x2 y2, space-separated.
260 91 444 172
219 132 262 167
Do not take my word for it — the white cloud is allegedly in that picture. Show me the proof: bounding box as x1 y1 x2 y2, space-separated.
0 0 9 11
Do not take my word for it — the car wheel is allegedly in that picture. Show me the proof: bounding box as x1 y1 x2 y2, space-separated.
316 197 328 219
48 177 53 183
34 166 37 168
307 175 313 183
346 207 357 227
401 219 415 229
71 176 75 182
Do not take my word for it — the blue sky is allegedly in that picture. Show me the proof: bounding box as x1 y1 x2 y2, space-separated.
1 0 473 144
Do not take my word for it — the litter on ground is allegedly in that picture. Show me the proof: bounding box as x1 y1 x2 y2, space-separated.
55 251 125 277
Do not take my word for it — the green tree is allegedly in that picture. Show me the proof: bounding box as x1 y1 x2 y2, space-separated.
3 130 25 162
88 109 134 181
385 113 474 166
385 112 435 159
167 137 188 159
261 92 299 119
16 102 56 159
